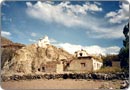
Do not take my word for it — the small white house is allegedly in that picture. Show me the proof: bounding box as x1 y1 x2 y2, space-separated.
36 35 50 48
73 49 103 71
75 49 89 57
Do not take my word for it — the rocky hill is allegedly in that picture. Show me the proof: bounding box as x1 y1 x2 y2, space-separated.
2 43 73 76
1 36 13 45
1 36 25 48
1 37 25 69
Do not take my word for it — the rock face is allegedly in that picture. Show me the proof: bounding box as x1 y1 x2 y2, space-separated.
2 44 73 75
1 36 13 45
1 37 25 70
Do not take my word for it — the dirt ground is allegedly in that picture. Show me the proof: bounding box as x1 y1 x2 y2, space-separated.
1 79 122 89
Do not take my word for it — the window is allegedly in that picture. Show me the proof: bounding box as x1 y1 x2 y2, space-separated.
81 63 86 68
67 63 70 67
79 53 82 56
42 67 45 72
38 68 40 71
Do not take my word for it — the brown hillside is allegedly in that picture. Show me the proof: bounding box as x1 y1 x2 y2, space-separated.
1 37 25 70
1 44 73 76
1 36 13 45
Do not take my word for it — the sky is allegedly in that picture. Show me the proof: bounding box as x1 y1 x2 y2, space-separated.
1 1 129 55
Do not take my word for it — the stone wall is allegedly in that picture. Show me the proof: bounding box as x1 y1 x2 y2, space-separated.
45 61 58 72
67 58 93 72
56 61 64 73
2 72 128 81
112 61 120 68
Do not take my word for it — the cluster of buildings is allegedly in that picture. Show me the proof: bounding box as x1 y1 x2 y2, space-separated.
35 36 103 73
35 35 50 48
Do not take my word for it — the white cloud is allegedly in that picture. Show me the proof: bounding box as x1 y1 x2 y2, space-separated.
94 2 101 6
55 43 82 54
105 2 129 24
26 2 32 6
86 24 124 39
26 1 125 39
127 0 130 3
105 46 121 55
31 32 37 37
83 2 102 12
2 16 12 22
50 38 57 43
105 11 117 17
55 43 120 55
1 31 11 37
0 0 4 4
1 1 9 7
29 39 36 42
26 1 102 27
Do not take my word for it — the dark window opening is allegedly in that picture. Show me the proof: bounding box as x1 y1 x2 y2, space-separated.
79 53 82 56
67 63 70 67
38 68 40 71
42 67 45 72
81 63 86 67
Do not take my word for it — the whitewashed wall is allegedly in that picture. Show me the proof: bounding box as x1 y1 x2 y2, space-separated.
92 58 103 71
36 36 50 48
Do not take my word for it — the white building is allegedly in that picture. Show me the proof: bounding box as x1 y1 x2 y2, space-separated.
74 49 89 57
74 49 103 71
92 58 103 71
36 35 50 48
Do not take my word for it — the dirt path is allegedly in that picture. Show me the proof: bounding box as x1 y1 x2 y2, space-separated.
1 79 121 89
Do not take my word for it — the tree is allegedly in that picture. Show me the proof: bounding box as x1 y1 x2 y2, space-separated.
102 54 119 67
119 23 129 71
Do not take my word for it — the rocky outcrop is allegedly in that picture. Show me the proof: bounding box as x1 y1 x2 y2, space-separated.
1 37 25 70
1 36 13 45
2 44 73 76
